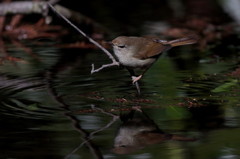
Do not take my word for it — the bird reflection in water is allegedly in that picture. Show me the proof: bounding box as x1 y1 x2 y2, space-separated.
112 108 196 154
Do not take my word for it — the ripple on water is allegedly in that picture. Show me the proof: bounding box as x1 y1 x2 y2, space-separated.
0 75 63 120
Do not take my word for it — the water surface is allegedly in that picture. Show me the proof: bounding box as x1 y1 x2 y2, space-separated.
0 38 239 159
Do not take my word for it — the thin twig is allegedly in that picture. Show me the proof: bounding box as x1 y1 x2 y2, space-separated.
65 105 119 159
48 0 61 5
91 104 119 118
91 62 119 74
65 116 118 159
48 3 119 73
45 71 104 159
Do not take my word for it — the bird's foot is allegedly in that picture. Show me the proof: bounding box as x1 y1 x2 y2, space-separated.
132 75 142 84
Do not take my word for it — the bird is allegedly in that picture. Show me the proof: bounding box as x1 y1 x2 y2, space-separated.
111 35 198 93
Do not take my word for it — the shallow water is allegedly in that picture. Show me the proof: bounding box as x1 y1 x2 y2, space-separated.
0 39 239 159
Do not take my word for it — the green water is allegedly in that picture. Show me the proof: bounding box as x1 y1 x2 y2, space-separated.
0 39 239 159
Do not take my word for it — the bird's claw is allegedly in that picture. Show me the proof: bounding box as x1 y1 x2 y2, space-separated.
132 75 142 84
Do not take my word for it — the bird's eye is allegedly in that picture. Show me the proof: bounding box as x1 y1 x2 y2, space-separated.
118 45 126 48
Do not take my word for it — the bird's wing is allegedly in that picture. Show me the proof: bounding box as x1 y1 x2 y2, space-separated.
133 39 171 59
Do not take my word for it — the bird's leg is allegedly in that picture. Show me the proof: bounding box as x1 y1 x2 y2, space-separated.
127 68 141 95
134 80 141 95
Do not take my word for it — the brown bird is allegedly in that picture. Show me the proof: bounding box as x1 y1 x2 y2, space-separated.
111 35 198 93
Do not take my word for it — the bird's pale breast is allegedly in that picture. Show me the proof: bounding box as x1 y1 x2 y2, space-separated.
113 47 156 68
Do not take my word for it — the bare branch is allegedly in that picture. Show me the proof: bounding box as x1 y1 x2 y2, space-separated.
91 62 119 74
48 3 120 73
0 1 61 16
0 1 119 73
0 1 108 32
0 1 48 15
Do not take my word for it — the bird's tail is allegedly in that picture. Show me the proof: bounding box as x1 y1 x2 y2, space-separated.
167 35 199 47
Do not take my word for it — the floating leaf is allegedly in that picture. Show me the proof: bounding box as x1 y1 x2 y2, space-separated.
26 103 39 111
165 106 190 120
211 79 238 93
